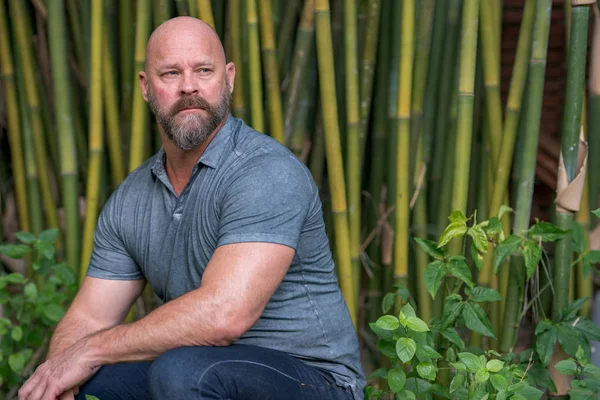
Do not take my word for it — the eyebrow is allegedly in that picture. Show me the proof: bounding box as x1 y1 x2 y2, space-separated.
157 61 215 71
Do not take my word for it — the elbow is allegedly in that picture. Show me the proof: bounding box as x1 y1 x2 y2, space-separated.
212 313 256 346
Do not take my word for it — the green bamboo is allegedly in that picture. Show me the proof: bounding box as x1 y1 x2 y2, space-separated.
590 6 600 222
9 0 60 234
66 0 84 72
315 0 357 326
343 0 362 303
393 0 415 302
129 0 151 172
175 0 189 16
247 0 265 132
429 0 460 222
289 63 318 157
500 0 553 352
309 105 326 191
576 149 592 317
187 0 197 18
120 0 133 154
358 0 382 166
212 0 225 39
228 0 247 121
48 0 81 273
80 0 104 282
0 1 30 233
283 0 315 144
276 0 301 76
258 0 285 143
197 0 215 28
553 3 590 323
153 0 171 27
451 0 480 220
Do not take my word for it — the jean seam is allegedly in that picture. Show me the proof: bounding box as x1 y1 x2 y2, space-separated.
195 359 332 399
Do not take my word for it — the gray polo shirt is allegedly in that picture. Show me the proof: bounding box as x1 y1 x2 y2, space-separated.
87 114 366 398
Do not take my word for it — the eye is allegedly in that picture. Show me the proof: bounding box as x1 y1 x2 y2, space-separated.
197 68 211 74
163 71 178 77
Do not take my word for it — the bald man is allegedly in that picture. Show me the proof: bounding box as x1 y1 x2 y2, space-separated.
18 17 364 400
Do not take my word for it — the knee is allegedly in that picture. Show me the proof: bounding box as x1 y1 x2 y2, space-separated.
148 347 193 397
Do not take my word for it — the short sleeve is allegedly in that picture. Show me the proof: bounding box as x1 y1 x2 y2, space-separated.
217 153 314 250
86 192 144 280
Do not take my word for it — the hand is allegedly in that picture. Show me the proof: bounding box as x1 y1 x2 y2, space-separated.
18 339 99 400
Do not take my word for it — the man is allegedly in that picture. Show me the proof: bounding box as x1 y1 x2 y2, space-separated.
18 16 365 400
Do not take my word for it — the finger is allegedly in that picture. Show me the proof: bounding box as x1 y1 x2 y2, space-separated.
73 386 79 395
57 389 75 400
18 369 44 400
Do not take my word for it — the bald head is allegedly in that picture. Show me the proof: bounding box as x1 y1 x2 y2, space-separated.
145 17 226 72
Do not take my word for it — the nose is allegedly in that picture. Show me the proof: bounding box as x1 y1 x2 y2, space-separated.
179 71 199 95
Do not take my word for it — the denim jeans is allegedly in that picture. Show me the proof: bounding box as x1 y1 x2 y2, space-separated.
75 344 355 399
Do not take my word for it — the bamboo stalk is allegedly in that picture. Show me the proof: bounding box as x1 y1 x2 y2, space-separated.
258 0 284 143
553 4 590 323
175 0 189 16
276 0 301 76
283 0 315 144
80 0 104 282
48 0 81 274
500 0 553 353
227 0 247 121
129 0 151 172
289 62 318 157
576 102 591 317
66 0 84 72
393 0 415 302
247 0 264 132
120 0 133 155
213 0 225 39
0 1 30 233
153 0 171 27
315 0 357 326
588 6 600 222
187 0 197 18
196 0 215 28
9 0 60 234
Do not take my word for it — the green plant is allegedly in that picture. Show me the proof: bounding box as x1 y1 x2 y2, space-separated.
554 345 600 400
0 229 76 396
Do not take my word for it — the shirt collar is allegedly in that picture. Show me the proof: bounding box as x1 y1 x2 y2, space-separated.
150 113 237 178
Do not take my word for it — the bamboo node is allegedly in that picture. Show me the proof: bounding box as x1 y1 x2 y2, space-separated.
555 128 588 213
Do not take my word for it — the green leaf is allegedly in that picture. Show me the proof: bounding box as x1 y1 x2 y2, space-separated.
486 360 504 372
438 222 468 248
375 315 400 331
396 337 417 363
568 387 596 400
11 326 23 341
417 361 436 381
468 226 488 253
397 390 416 400
364 387 383 400
513 384 544 400
15 231 36 244
53 263 76 286
471 392 489 400
35 240 55 260
469 286 502 302
449 373 465 393
536 327 557 366
368 368 388 379
529 222 570 242
490 374 509 391
510 396 527 400
475 368 490 383
523 239 542 280
557 325 589 358
535 319 554 334
414 237 447 260
486 217 503 236
8 352 25 373
416 344 443 361
451 361 466 371
573 318 600 341
382 292 395 314
575 345 585 363
462 302 496 338
494 235 523 273
4 272 26 284
0 244 32 259
424 261 446 299
24 282 38 300
406 316 429 332
561 297 590 321
369 322 394 340
471 242 484 270
388 367 406 393
85 396 101 400
43 304 65 322
441 296 464 329
401 302 417 318
572 223 586 253
441 327 465 350
39 228 59 244
447 257 474 289
498 205 514 219
496 390 508 400
458 352 483 373
583 363 600 380
378 339 398 359
449 210 468 224
585 250 600 263
592 209 600 218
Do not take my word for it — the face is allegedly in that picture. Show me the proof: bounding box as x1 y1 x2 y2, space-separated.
140 19 235 151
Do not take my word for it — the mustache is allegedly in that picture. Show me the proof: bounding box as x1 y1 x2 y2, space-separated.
170 96 213 115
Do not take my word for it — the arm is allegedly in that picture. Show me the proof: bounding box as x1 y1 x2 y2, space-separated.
87 241 294 363
48 276 145 359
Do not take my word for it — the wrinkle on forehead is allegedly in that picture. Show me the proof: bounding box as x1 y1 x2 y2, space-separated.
145 16 226 71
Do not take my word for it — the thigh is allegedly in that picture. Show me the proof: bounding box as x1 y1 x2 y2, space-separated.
75 361 152 400
148 344 353 400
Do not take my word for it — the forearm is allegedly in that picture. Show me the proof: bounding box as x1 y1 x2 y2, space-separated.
86 287 245 365
47 310 108 359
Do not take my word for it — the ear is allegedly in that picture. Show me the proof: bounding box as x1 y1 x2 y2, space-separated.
225 62 236 94
139 71 149 102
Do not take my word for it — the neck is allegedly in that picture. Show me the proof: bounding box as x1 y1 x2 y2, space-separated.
160 115 228 195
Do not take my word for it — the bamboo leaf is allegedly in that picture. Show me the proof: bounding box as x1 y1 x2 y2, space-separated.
424 261 446 299
396 337 417 363
438 222 468 248
468 225 488 253
388 367 406 392
523 239 542 280
462 302 496 337
528 222 570 242
494 235 523 273
414 237 447 259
